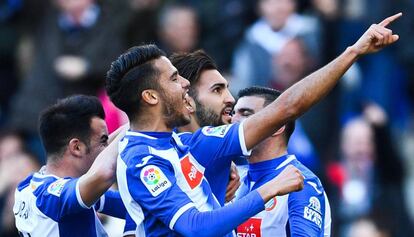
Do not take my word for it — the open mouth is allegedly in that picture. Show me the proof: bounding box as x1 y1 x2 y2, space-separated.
222 107 233 118
183 94 193 112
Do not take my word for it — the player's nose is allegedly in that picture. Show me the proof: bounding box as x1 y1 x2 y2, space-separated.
180 76 190 90
224 89 235 105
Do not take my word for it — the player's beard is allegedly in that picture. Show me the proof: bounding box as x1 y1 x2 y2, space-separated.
194 98 223 127
160 90 191 129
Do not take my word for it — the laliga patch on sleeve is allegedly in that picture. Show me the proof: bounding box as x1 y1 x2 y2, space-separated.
47 179 69 197
140 165 171 197
201 125 232 138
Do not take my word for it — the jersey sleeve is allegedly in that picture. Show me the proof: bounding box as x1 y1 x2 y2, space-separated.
95 190 127 219
288 181 326 237
174 190 265 237
35 178 86 220
188 122 251 168
126 155 195 229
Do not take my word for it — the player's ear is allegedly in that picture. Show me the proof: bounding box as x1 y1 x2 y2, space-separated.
68 138 84 157
142 89 159 105
271 125 285 137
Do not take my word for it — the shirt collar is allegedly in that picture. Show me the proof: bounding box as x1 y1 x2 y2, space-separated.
125 130 172 139
248 154 296 181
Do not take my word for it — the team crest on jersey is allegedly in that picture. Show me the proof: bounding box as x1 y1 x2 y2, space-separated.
47 179 69 197
30 180 44 191
303 196 322 228
202 125 231 138
180 155 203 189
140 165 171 197
265 197 277 211
237 217 262 237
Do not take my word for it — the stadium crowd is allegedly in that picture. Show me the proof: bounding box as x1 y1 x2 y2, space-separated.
1 0 414 236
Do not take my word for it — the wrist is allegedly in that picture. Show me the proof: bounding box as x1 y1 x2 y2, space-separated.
345 46 362 59
257 181 279 202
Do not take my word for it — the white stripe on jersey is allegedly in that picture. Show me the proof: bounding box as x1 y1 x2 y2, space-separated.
169 203 195 229
149 147 213 212
324 192 332 237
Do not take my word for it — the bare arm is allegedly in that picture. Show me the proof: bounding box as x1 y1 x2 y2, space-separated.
78 125 127 207
243 13 402 149
108 123 130 144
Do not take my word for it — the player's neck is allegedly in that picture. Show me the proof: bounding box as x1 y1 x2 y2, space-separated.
177 116 200 133
249 140 287 164
130 115 173 132
44 158 79 178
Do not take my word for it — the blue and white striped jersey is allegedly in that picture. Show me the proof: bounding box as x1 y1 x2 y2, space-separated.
117 123 267 237
14 172 130 237
236 155 332 237
177 129 240 206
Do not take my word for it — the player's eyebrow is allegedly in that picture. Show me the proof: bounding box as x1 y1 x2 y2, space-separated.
170 70 178 80
210 83 226 90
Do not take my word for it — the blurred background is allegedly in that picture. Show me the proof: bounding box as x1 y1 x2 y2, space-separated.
0 0 413 236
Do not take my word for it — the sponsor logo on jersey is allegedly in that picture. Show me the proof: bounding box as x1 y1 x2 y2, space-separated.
303 196 322 228
265 197 277 211
47 179 69 197
140 165 171 197
180 155 203 189
202 125 231 137
237 217 262 237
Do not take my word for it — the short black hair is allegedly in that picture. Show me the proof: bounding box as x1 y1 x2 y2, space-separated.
106 44 166 120
170 50 217 98
39 95 105 158
237 86 295 142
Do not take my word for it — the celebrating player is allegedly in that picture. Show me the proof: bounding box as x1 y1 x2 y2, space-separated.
232 86 331 236
106 12 401 237
13 95 132 237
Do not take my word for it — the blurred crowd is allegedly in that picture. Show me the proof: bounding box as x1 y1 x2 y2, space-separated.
0 0 413 236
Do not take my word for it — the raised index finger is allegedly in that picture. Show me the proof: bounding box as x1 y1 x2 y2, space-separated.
379 12 402 27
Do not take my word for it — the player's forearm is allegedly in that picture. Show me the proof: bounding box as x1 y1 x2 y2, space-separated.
174 190 264 237
79 131 124 206
244 47 359 149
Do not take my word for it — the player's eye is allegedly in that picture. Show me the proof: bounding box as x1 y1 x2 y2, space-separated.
100 135 109 147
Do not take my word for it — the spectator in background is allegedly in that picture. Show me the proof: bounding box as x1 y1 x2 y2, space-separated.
327 104 413 237
8 0 124 138
231 0 320 94
157 3 199 55
181 0 257 71
270 38 328 173
122 0 161 48
346 218 388 237
0 130 40 237
0 0 24 126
